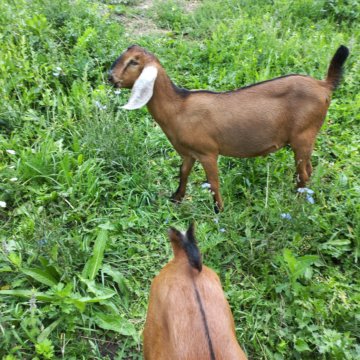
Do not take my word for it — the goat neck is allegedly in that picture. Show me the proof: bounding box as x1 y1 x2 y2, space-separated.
146 66 183 130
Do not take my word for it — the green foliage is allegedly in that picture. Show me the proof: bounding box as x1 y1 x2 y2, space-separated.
35 339 55 359
0 0 359 359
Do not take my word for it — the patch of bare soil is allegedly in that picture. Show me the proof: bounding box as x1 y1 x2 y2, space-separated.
113 0 200 37
118 14 168 37
184 0 200 13
114 0 166 37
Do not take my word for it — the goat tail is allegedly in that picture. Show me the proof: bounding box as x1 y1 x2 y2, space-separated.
326 45 349 91
169 222 202 272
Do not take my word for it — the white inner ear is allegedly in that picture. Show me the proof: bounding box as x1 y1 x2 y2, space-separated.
122 66 158 110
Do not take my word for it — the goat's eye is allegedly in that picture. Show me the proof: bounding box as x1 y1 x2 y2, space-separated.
129 60 139 66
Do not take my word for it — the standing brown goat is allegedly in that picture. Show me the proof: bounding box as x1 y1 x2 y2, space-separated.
143 223 248 360
109 45 349 211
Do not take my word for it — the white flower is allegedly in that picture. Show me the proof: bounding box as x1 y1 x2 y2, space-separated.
114 89 121 95
6 150 16 155
10 177 18 182
213 217 219 224
201 182 211 189
53 67 62 77
280 213 292 220
219 228 226 233
29 294 37 310
297 188 315 204
306 195 315 204
0 201 6 208
95 101 107 110
297 187 314 195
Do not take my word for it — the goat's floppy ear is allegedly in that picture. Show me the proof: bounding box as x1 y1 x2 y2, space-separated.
122 65 158 110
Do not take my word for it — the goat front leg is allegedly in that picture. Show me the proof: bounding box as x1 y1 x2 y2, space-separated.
199 155 223 213
171 156 195 203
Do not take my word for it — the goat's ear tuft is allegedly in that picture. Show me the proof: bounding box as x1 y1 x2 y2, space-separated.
168 227 183 243
186 222 196 243
122 65 158 110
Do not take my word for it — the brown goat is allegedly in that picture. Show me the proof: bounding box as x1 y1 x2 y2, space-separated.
143 223 248 360
109 45 349 212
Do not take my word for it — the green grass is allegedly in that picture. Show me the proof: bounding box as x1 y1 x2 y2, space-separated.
0 0 359 359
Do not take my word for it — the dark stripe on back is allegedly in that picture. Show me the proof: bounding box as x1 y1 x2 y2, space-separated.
172 74 308 98
193 283 216 360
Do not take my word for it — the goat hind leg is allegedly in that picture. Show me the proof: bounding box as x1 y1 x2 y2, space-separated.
306 160 313 179
291 129 318 188
171 156 195 202
199 156 223 213
292 145 314 188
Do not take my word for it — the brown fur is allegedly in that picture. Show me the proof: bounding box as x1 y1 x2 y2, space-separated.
109 45 349 211
143 225 248 360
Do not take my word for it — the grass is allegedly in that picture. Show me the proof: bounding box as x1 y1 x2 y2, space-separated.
0 0 359 359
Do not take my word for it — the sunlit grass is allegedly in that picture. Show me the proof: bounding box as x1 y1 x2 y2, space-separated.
0 0 359 359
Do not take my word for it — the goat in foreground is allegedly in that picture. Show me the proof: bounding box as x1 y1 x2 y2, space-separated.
143 223 248 360
109 45 349 212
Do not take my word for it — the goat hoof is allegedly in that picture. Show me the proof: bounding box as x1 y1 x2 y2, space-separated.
170 193 183 203
214 203 223 214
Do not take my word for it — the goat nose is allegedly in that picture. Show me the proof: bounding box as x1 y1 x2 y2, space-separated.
108 74 114 83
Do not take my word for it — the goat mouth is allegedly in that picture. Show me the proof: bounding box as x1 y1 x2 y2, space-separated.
108 79 122 88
